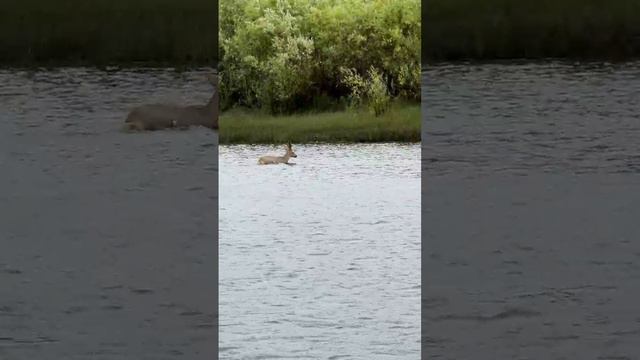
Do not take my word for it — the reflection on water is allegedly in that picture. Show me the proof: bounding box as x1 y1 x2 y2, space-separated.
422 63 640 359
220 144 420 359
0 68 217 359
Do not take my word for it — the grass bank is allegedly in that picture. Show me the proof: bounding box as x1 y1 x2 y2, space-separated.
423 0 640 62
0 0 217 67
219 104 420 145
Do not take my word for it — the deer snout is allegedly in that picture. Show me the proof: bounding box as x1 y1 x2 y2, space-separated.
291 153 297 157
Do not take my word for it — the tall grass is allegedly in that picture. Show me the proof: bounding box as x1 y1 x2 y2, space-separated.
0 0 217 66
423 0 640 62
219 104 420 144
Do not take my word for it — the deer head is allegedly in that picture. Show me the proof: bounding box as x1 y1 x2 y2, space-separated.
286 142 297 158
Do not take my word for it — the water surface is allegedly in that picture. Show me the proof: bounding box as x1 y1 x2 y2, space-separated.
1 68 217 359
422 62 640 359
220 144 420 359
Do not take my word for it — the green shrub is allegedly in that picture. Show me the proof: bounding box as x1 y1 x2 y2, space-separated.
366 67 392 117
220 0 420 114
340 66 391 116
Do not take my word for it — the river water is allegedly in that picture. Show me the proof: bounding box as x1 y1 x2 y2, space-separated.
0 68 217 359
219 144 421 359
422 62 640 359
5 63 636 359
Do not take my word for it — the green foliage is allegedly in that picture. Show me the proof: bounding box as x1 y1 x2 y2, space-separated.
365 67 392 117
340 66 392 116
338 67 367 109
0 0 217 67
423 0 640 62
220 0 421 114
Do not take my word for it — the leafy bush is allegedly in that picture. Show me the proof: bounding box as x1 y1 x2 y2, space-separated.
220 0 420 114
338 67 367 110
366 67 392 117
340 66 391 116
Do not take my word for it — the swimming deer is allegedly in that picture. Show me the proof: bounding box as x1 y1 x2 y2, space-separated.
258 143 297 165
124 73 218 131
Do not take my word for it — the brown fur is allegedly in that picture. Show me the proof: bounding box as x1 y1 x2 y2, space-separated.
258 143 298 165
124 74 218 131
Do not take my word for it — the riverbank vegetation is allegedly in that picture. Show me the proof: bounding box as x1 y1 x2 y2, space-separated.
0 0 217 67
2 0 421 143
219 0 421 116
217 0 421 144
423 0 640 63
219 103 420 144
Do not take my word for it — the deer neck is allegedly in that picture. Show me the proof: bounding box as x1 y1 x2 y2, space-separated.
281 151 290 163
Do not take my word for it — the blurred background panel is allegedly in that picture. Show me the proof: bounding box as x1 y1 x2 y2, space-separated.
422 0 640 63
0 0 218 67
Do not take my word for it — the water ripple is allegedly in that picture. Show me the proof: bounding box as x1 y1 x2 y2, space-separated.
220 144 420 359
1 68 217 359
422 62 640 359
423 62 640 177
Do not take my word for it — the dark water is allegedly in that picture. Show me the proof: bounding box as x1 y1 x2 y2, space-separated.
220 144 420 359
422 63 640 359
0 68 217 359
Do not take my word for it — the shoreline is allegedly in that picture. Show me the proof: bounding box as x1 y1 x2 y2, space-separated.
422 58 640 68
3 57 639 71
219 104 420 145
